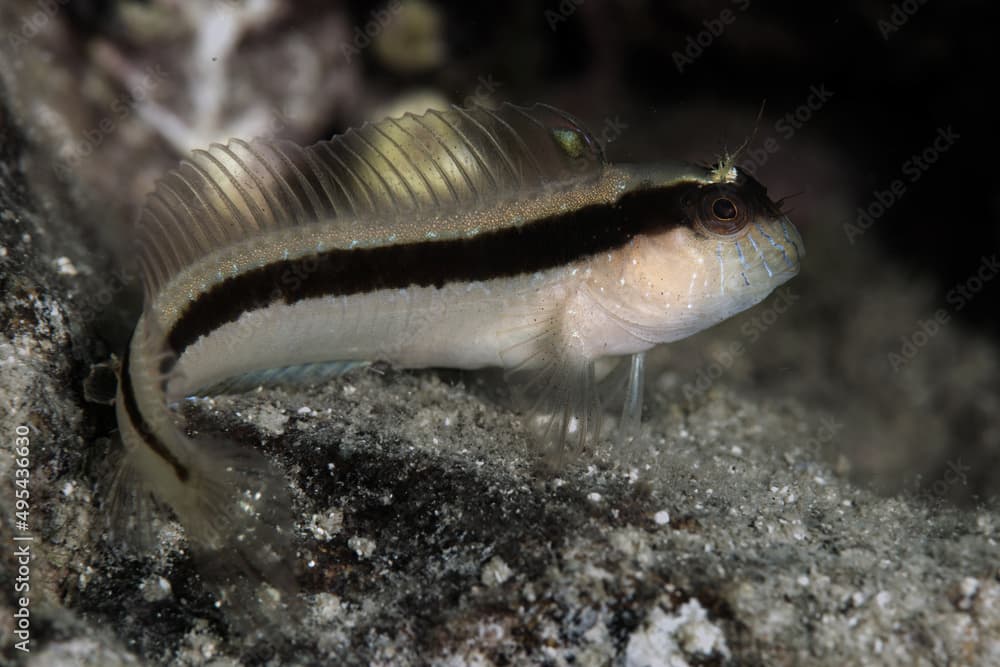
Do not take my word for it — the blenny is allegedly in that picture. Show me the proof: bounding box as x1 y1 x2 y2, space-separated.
113 102 802 588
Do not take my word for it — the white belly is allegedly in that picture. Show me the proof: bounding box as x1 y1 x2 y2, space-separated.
168 272 570 398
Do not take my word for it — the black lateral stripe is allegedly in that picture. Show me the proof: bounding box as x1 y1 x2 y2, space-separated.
168 183 696 356
120 339 191 482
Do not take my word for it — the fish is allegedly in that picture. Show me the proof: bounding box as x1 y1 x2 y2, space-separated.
112 102 803 595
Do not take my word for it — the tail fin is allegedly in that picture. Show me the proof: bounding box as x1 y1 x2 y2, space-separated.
110 318 299 625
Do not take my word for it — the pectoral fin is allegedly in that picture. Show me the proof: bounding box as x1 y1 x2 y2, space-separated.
499 314 603 464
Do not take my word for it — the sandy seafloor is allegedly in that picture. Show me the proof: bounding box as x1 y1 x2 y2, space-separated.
1 2 997 665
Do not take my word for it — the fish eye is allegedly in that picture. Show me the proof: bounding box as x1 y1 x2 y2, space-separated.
694 188 749 236
712 198 737 221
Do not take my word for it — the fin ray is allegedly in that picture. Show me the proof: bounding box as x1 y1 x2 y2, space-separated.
113 317 299 601
499 308 604 462
197 360 368 396
136 103 607 296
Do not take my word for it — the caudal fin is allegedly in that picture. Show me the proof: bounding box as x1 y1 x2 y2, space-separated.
111 323 300 626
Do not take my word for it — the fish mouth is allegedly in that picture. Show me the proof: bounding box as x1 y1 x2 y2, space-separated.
749 217 804 275
715 217 804 293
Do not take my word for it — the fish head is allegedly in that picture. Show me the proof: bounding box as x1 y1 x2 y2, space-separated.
612 164 805 344
686 165 803 290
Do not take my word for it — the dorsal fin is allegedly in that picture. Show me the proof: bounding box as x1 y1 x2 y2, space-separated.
135 103 606 298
